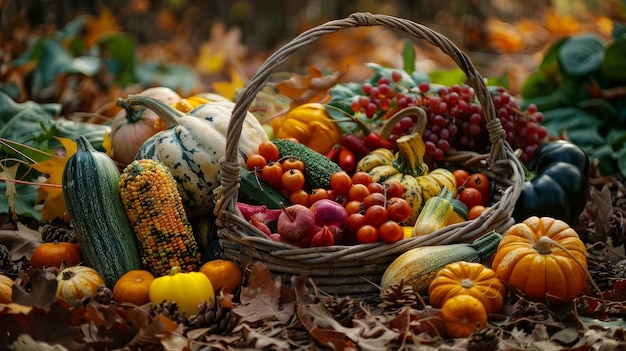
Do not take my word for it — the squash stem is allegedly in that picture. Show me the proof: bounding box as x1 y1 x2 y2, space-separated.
117 95 184 129
394 133 428 177
379 106 427 139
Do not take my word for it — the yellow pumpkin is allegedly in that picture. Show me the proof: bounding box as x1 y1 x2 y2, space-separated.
149 266 214 316
441 294 487 338
199 259 243 294
428 261 505 314
56 266 105 306
0 274 14 303
112 270 155 306
492 216 587 302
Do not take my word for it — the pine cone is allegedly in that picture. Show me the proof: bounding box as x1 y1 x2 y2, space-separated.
379 280 421 310
467 327 499 351
0 244 15 273
188 301 239 334
510 298 549 331
94 285 113 305
589 261 615 291
152 300 189 325
323 297 360 327
41 224 77 243
613 259 626 278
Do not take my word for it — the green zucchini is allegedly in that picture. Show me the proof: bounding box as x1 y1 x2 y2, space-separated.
237 167 290 209
272 138 342 189
380 231 502 295
62 136 143 288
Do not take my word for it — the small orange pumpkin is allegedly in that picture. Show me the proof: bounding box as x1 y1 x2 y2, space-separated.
0 274 14 303
30 241 83 269
56 266 105 306
428 261 505 314
441 294 488 338
492 216 587 302
199 259 243 294
112 270 155 306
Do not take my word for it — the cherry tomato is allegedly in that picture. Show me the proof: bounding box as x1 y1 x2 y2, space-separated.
467 173 491 204
309 188 331 204
348 184 370 202
378 221 404 244
352 172 373 185
258 140 280 162
338 146 356 173
384 180 405 198
347 213 366 235
452 169 470 188
261 161 283 188
344 200 364 216
246 154 267 170
330 171 353 195
468 205 487 220
363 192 385 209
281 156 305 173
459 187 483 209
386 197 411 223
289 189 310 206
366 182 384 194
282 168 305 192
364 204 388 227
357 225 379 244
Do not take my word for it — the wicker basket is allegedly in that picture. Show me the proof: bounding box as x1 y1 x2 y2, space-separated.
215 12 524 297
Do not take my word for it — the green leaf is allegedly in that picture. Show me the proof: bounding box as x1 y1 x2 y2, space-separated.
558 34 605 78
0 183 40 220
429 68 466 87
541 107 604 151
606 128 626 149
35 118 109 152
32 39 100 89
136 61 199 95
402 40 416 75
602 35 626 82
539 36 568 75
590 144 618 176
486 71 509 90
576 98 619 125
618 145 626 177
0 91 60 151
364 63 416 89
520 71 559 100
98 33 138 87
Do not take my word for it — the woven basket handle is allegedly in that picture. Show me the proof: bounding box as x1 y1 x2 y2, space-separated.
218 12 509 220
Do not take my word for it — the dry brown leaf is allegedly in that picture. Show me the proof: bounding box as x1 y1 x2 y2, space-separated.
0 222 43 261
276 65 344 107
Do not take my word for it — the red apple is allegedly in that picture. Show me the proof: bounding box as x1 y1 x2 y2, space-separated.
277 204 317 243
309 199 348 230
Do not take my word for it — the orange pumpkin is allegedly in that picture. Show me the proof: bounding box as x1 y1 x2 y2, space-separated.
428 261 505 314
112 270 155 306
441 294 487 338
199 259 243 294
492 216 587 302
109 87 181 165
30 241 83 269
56 266 105 306
0 274 13 303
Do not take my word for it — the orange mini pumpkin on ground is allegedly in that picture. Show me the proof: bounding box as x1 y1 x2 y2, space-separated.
428 261 505 314
112 270 156 306
492 216 587 303
56 266 105 306
441 294 488 338
199 259 243 294
31 241 83 269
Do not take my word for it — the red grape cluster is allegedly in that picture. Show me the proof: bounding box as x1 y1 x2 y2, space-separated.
348 71 547 166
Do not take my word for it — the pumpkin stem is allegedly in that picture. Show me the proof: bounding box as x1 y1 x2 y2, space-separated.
460 278 474 289
536 236 606 307
62 270 75 281
169 266 181 276
118 95 184 129
116 98 147 124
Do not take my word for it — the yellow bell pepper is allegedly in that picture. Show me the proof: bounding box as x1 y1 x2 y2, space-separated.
148 266 215 315
272 103 341 155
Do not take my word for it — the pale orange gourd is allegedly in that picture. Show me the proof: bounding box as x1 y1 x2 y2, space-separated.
441 294 488 338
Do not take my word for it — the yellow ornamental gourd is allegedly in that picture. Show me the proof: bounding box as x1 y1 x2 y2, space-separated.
272 103 342 155
360 132 457 225
428 261 505 314
149 266 215 316
492 216 587 303
118 95 268 217
0 274 14 303
56 266 105 306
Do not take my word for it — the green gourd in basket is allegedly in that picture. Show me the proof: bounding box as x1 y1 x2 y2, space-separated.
215 12 524 297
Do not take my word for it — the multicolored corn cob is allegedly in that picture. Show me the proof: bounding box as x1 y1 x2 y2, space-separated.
119 159 202 276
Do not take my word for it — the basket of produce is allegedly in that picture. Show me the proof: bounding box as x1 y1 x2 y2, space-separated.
213 12 526 296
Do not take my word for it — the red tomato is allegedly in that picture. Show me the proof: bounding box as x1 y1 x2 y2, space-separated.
338 146 356 172
246 154 267 171
330 171 353 195
352 172 373 185
261 161 283 188
386 197 411 222
467 173 491 204
258 140 280 162
348 184 370 202
364 204 388 227
344 200 364 215
289 189 310 206
384 180 405 198
309 188 331 204
357 225 379 244
282 169 305 192
281 156 305 172
363 192 385 209
366 182 384 194
452 169 470 188
459 187 483 209
468 205 487 220
378 221 404 244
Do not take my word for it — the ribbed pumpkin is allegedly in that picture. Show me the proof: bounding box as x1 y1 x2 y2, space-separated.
56 266 105 306
112 270 155 306
120 95 268 217
491 216 587 302
199 259 243 294
441 294 488 338
149 266 215 316
30 241 83 269
109 87 181 166
0 274 13 303
428 261 505 314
